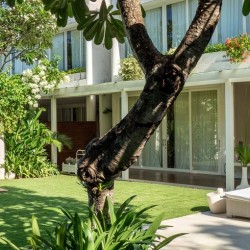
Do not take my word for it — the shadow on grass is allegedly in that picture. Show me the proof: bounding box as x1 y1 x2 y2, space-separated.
0 186 89 249
191 206 209 212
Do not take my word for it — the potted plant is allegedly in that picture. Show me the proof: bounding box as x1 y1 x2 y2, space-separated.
235 141 250 189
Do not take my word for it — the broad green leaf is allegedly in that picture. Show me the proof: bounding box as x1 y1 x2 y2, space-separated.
243 0 250 16
31 215 41 237
116 195 136 218
145 213 164 238
107 197 116 224
153 233 187 250
99 0 108 21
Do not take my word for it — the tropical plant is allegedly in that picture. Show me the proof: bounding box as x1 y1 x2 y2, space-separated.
4 109 71 178
225 33 250 63
119 56 144 81
235 141 250 167
2 196 184 250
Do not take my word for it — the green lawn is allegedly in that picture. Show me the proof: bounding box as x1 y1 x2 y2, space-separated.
0 175 210 249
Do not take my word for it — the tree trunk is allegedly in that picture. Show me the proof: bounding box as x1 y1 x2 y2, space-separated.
78 0 222 213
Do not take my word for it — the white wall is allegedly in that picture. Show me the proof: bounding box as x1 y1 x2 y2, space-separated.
92 43 112 84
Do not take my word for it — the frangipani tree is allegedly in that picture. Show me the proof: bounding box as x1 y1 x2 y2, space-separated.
0 0 58 71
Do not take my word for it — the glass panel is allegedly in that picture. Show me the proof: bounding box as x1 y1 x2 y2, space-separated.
167 2 186 49
188 0 198 25
173 92 190 169
128 96 162 168
141 126 162 167
51 33 65 70
217 0 243 43
67 30 85 70
144 8 162 52
191 90 218 172
246 12 250 33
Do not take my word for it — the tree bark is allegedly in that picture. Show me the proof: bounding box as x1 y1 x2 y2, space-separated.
78 0 222 213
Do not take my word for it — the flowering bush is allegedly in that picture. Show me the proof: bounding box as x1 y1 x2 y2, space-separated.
225 33 250 63
22 59 70 108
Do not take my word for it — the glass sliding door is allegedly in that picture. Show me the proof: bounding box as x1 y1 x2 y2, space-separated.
191 90 219 172
141 126 162 168
166 89 219 173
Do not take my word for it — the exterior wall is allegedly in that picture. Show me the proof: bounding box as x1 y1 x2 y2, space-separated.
47 122 97 168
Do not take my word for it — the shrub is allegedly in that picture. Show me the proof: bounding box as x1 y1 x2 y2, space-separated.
119 56 144 81
204 43 226 53
2 196 184 249
64 67 86 74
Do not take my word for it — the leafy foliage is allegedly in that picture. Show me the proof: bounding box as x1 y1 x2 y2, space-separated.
3 109 63 178
0 0 57 71
243 0 250 16
42 0 125 49
2 196 184 249
204 43 226 53
225 33 250 63
64 67 86 74
119 56 144 81
0 73 29 134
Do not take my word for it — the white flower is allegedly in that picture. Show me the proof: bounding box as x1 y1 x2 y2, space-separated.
21 76 27 82
39 65 46 71
39 81 47 87
33 103 38 108
39 71 45 77
32 75 40 83
29 83 38 89
31 88 40 94
35 94 41 99
63 75 70 83
23 69 32 77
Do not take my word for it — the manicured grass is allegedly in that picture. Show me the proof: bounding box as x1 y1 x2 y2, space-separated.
0 175 210 249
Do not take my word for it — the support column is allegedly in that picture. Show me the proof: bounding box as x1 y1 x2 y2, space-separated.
51 96 57 165
86 95 96 121
225 80 235 190
86 41 93 85
121 90 129 180
111 38 120 81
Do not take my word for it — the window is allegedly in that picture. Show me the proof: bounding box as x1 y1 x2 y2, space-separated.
124 7 163 57
57 106 86 122
167 1 186 49
217 0 243 43
51 30 86 71
144 7 162 51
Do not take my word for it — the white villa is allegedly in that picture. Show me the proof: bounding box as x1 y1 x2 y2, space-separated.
5 0 250 190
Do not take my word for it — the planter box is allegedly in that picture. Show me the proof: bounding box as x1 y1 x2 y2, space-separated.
62 163 77 175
